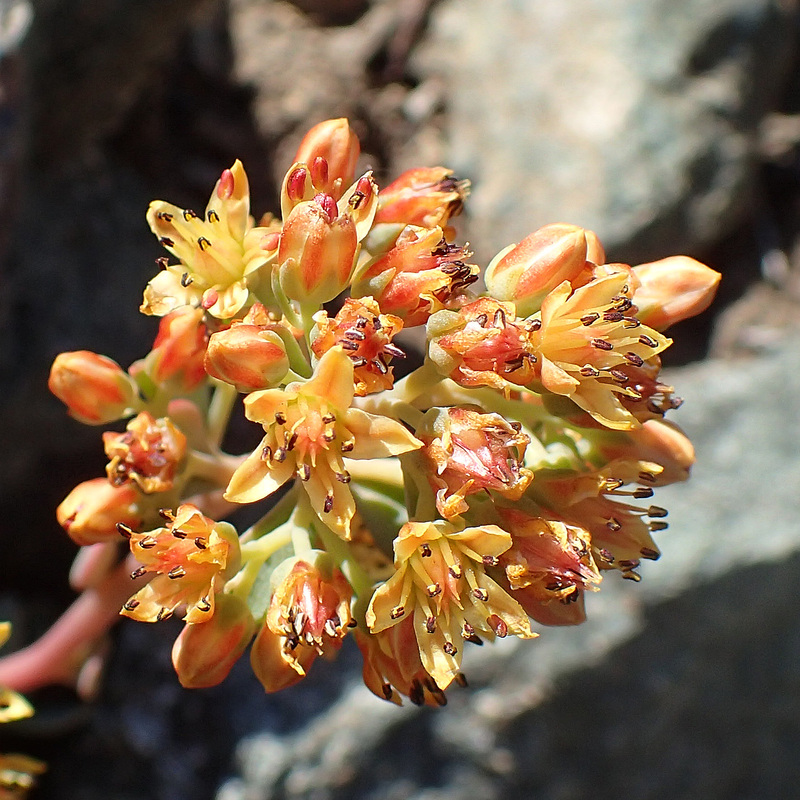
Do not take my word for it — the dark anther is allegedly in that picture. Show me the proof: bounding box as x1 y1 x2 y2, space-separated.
298 463 311 481
155 257 169 270
649 520 669 532
648 505 668 518
638 334 658 347
488 614 508 638
261 445 273 461
476 313 489 326
344 329 366 341
632 487 654 499
341 441 355 453
409 680 425 706
130 566 148 579
390 605 405 619
172 528 188 539
639 471 657 484
373 357 389 374
117 523 133 539
606 517 622 531
603 311 624 322
275 411 287 425
159 236 175 247
183 209 199 220
156 607 173 622
335 471 351 484
139 536 157 549
640 547 660 560
198 597 212 612
355 316 368 329
607 368 628 382
425 616 437 633
427 583 442 597
123 599 140 611
207 209 220 223
286 432 298 451
197 237 211 251
591 338 614 351
323 493 334 513
273 447 287 462
580 365 600 377
472 588 489 601
382 683 394 701
581 313 600 326
449 563 463 579
454 673 469 687
420 543 432 557
623 317 641 328
348 190 366 209
482 555 499 567
443 642 457 656
322 413 336 423
383 343 406 359
168 566 186 579
493 308 507 327
180 272 193 287
156 211 173 222
598 548 614 563
340 339 359 352
625 352 644 367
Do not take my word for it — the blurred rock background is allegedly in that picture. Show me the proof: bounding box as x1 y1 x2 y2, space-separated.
1 0 800 798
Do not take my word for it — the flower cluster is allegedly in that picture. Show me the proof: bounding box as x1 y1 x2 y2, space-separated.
39 119 718 706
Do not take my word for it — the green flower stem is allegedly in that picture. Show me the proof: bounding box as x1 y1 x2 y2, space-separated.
383 359 443 406
277 325 312 379
207 379 238 448
239 523 295 562
271 267 303 330
239 487 298 544
184 450 243 488
290 501 315 555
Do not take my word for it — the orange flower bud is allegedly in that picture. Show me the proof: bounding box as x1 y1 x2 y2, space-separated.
375 167 468 230
57 478 142 546
205 323 290 392
172 594 256 688
292 118 360 200
277 193 359 306
631 256 721 331
49 351 138 425
250 622 317 693
143 307 209 392
485 224 588 317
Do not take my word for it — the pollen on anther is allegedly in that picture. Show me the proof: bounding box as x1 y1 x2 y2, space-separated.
390 605 405 619
298 463 311 481
443 641 458 656
323 493 334 513
482 555 499 567
197 237 211 251
472 587 489 601
427 583 442 597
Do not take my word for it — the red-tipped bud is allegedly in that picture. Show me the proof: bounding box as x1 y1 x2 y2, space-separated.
485 224 589 317
57 478 142 546
143 307 208 392
375 167 468 229
278 195 359 307
172 594 256 688
49 351 138 425
205 322 290 392
293 118 360 199
632 256 721 331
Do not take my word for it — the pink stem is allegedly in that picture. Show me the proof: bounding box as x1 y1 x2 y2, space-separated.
0 556 142 694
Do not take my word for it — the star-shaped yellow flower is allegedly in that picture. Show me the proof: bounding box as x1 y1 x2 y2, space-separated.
141 160 278 319
224 347 422 539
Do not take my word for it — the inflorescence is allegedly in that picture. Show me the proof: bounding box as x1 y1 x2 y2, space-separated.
40 118 719 706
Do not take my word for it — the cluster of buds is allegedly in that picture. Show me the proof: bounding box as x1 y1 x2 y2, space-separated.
32 119 719 707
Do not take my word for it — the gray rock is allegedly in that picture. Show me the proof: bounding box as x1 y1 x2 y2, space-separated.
412 0 797 265
217 334 800 800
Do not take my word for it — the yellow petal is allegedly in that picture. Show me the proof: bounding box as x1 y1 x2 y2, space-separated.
344 408 422 459
307 347 355 411
224 447 295 503
366 568 407 634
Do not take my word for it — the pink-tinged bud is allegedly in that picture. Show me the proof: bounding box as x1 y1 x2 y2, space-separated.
205 323 290 392
632 256 721 331
217 168 235 200
278 195 359 307
49 351 138 425
172 594 256 688
485 224 589 317
144 307 209 392
250 622 317 693
293 118 360 199
57 478 142 546
375 167 468 229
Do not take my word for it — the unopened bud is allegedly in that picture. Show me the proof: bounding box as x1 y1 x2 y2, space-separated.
205 323 290 392
293 118 360 199
57 478 141 546
485 224 588 317
172 594 256 688
375 167 468 229
250 622 317 693
143 307 208 391
632 256 721 331
278 195 359 307
49 351 138 425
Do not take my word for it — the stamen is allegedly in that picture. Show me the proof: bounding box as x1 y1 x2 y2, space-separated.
123 598 140 611
625 352 644 367
581 313 600 326
197 237 211 251
640 547 660 560
168 566 186 579
390 605 405 619
425 616 437 633
297 464 311 481
275 411 287 425
649 520 669 532
591 338 614 351
427 583 442 597
323 493 334 513
472 588 489 601
194 537 207 550
639 334 659 347
420 543 432 557
487 614 508 637
130 566 148 579
117 523 134 539
443 642 458 656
